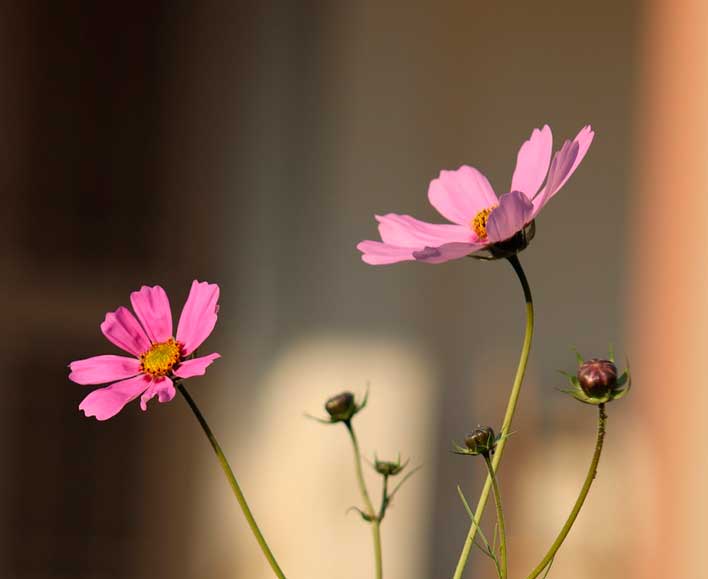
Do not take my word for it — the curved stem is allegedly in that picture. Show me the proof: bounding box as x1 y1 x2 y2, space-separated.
453 254 534 579
177 383 287 579
346 421 383 579
526 404 608 579
483 454 508 579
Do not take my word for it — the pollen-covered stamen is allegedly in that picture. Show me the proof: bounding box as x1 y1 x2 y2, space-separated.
140 338 182 377
471 207 495 239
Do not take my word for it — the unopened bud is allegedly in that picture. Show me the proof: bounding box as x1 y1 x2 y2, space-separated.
374 459 406 477
464 426 496 456
577 359 617 398
325 391 356 421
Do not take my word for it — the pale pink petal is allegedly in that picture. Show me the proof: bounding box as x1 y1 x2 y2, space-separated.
357 241 415 265
176 281 219 355
510 125 552 198
428 166 497 225
486 191 534 243
139 377 176 411
69 355 141 385
79 374 151 421
412 242 481 264
173 353 221 379
101 307 151 357
130 285 173 344
532 125 594 217
376 213 474 247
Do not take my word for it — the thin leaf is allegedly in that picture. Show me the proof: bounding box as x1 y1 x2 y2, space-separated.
388 464 423 500
303 412 333 425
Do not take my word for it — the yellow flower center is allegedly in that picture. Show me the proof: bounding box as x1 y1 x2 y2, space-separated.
471 207 494 239
140 338 182 377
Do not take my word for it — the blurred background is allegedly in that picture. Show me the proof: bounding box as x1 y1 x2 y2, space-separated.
1 0 702 578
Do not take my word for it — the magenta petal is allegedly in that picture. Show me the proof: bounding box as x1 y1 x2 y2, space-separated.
130 285 173 344
510 125 552 198
357 241 415 265
413 242 480 264
139 377 176 411
486 191 534 243
69 355 140 385
79 374 151 421
101 307 151 356
176 280 219 355
532 125 594 217
376 213 474 247
173 353 221 379
428 165 498 225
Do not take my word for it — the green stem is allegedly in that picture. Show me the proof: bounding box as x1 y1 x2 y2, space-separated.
177 383 287 579
453 254 534 579
526 404 608 579
345 421 383 579
379 475 390 520
483 454 508 579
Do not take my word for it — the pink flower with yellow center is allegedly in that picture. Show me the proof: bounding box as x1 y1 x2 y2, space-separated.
357 124 594 264
69 280 221 421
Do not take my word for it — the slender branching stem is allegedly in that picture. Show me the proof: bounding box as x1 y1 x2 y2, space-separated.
453 254 534 579
379 475 390 520
483 454 508 579
525 404 608 579
346 421 383 579
178 383 287 579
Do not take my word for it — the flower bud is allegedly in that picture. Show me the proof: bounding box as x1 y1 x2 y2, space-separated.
325 391 356 421
464 426 496 456
374 458 406 477
577 359 617 398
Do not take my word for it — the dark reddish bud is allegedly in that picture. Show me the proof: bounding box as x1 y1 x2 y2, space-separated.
464 426 496 456
325 391 356 421
577 359 617 398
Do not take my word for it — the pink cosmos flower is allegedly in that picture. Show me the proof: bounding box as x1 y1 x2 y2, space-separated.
357 124 594 265
69 280 221 421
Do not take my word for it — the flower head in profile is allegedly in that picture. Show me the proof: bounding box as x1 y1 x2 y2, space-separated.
357 124 594 265
69 280 221 421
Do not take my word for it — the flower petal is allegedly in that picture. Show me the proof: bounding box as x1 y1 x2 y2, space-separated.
79 374 151 421
413 242 481 264
532 125 594 217
173 353 221 379
357 241 415 265
130 285 173 344
486 191 534 243
376 213 474 247
428 166 498 225
510 125 552 198
101 307 151 357
69 355 140 385
139 377 176 411
176 281 220 355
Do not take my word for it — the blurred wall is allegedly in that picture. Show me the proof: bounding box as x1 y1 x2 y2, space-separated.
629 0 708 576
0 2 651 579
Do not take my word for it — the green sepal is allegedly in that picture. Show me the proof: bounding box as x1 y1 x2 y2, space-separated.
609 364 631 400
572 347 584 367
